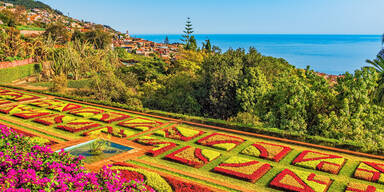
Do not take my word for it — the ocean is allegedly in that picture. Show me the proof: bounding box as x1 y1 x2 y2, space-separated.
134 34 382 75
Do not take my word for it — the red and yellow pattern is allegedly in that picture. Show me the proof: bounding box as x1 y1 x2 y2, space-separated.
354 161 384 184
165 146 221 168
270 169 332 192
0 90 40 101
29 99 65 108
213 156 271 183
345 182 384 192
0 104 34 115
118 117 163 131
155 124 205 141
134 136 178 156
68 107 105 118
0 99 11 105
33 114 76 126
90 112 131 123
56 119 101 133
48 102 83 112
241 142 292 162
292 150 346 174
197 133 245 151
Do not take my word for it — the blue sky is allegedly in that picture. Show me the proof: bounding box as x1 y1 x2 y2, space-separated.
40 0 384 35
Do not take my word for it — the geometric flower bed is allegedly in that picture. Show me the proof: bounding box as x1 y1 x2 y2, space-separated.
33 114 77 126
292 150 346 174
56 119 101 133
165 146 221 168
118 117 163 131
0 98 11 105
270 169 333 192
12 109 52 119
354 161 384 184
345 182 384 192
134 136 178 157
68 107 105 118
241 142 292 162
90 112 131 123
0 104 34 115
213 156 271 183
29 99 65 108
82 126 136 138
112 162 214 192
154 124 205 141
0 90 40 101
196 133 245 151
47 102 83 112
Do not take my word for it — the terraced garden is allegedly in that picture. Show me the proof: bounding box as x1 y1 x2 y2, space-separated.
1 86 384 192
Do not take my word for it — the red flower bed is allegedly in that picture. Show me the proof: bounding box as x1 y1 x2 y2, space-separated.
57 120 101 133
33 114 76 126
12 110 52 119
134 137 178 156
48 103 83 112
29 99 65 108
270 169 332 192
345 182 380 192
91 112 131 123
241 142 292 162
164 177 213 192
354 161 384 184
292 150 346 174
0 99 11 105
0 90 40 101
196 133 245 151
165 146 220 168
213 156 271 183
156 124 205 141
68 107 105 117
118 117 163 131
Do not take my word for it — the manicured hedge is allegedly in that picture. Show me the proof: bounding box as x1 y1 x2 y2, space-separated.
0 63 41 83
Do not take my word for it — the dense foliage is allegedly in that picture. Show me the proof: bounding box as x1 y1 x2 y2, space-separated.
0 124 152 191
2 0 51 10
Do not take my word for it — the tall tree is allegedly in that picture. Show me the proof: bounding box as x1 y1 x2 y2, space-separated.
181 17 194 50
202 39 212 52
164 35 169 44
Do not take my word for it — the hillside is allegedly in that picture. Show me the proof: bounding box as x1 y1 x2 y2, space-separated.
1 0 51 9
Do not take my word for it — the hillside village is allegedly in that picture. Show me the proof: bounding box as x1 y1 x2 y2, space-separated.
0 1 181 59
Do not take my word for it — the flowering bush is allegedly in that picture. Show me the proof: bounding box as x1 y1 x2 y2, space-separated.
0 124 152 191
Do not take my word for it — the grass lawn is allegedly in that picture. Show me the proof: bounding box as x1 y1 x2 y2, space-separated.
30 79 91 89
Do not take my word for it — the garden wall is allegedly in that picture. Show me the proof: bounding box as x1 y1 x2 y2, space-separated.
0 58 35 69
0 63 42 83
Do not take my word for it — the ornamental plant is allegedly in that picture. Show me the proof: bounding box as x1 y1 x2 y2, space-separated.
0 124 153 191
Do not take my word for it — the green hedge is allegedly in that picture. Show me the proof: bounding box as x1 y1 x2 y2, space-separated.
0 84 371 155
0 63 41 83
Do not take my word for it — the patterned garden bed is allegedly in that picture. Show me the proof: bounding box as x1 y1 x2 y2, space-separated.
112 162 214 192
118 117 164 131
345 182 384 192
354 161 384 184
33 114 76 126
82 126 136 138
48 102 83 112
196 133 245 151
0 104 34 115
56 119 101 133
12 108 52 119
0 99 11 105
241 142 292 162
165 146 221 168
292 150 346 174
270 169 332 192
90 111 131 123
134 136 178 156
68 107 105 118
213 156 271 183
29 99 65 108
155 125 205 141
0 89 40 101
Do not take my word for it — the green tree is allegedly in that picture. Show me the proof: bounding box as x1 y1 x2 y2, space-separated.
164 35 169 44
44 23 70 44
181 17 193 44
366 56 384 104
202 39 212 52
84 26 112 49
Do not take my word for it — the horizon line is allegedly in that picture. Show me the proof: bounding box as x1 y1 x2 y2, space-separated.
129 33 382 36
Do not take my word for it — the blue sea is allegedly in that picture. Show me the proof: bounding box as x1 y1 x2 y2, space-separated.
134 34 382 75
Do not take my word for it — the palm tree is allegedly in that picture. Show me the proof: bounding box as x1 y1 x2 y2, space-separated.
366 56 384 104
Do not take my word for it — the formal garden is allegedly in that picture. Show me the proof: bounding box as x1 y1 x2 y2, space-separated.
1 86 384 192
